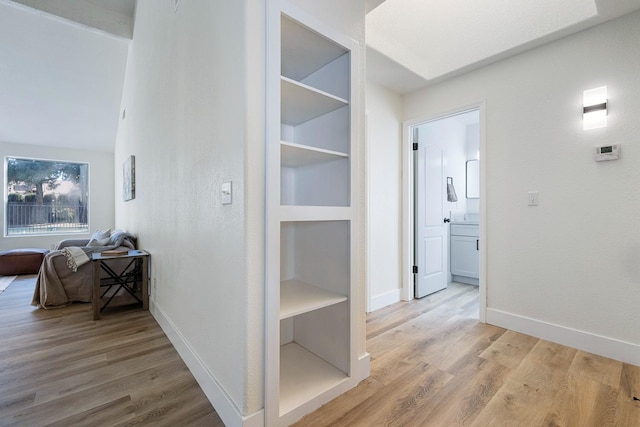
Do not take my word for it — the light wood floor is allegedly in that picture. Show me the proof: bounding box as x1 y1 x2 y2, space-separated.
0 275 223 427
2 278 639 426
296 282 640 426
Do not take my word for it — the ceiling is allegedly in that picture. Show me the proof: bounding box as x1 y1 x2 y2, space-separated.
2 0 640 152
367 0 640 94
0 0 134 152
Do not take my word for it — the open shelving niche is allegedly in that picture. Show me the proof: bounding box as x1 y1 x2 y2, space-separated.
266 3 365 426
279 219 351 417
279 11 351 209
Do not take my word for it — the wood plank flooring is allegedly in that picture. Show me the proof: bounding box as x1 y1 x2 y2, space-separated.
2 277 639 426
295 282 640 427
0 275 223 427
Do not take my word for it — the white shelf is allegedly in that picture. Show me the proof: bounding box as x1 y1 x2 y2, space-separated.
280 279 347 320
280 205 351 222
281 77 348 126
281 141 348 168
281 16 347 81
280 342 348 416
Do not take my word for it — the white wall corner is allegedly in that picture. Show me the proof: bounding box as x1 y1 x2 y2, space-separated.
486 308 640 367
150 301 263 427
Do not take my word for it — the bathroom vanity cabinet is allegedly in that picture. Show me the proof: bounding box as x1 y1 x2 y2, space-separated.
450 223 479 285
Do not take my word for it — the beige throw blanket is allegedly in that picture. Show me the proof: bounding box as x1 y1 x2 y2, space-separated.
62 247 90 272
32 247 97 309
32 251 84 309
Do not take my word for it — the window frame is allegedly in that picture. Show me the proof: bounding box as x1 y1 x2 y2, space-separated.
5 156 90 237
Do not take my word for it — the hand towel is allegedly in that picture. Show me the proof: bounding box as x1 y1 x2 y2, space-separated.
447 179 458 202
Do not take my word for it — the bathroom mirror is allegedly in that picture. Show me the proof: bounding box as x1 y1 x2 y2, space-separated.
466 160 479 198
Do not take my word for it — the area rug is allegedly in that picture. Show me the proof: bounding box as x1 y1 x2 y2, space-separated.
0 275 17 294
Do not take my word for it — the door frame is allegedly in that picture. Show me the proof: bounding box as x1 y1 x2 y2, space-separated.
402 101 487 322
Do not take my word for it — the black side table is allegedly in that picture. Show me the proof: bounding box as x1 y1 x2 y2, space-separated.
91 250 149 320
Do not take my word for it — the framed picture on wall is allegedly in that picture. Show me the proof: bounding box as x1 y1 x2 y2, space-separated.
123 155 135 201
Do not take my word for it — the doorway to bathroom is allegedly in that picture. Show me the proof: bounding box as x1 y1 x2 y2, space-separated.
404 104 485 321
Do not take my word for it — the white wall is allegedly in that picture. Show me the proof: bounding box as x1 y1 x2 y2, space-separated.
0 141 114 251
114 0 265 423
115 0 366 425
404 11 640 364
366 81 402 311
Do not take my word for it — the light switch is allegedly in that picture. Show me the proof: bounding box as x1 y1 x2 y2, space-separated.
528 191 539 206
222 181 232 205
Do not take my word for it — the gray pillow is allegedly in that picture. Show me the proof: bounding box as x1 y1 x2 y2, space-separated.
88 229 111 246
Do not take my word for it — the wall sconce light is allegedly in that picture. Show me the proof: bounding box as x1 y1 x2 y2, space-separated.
583 86 607 130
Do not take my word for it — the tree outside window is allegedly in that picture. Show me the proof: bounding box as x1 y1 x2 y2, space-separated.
5 157 89 236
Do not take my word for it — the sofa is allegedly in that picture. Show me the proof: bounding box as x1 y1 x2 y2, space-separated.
32 229 136 309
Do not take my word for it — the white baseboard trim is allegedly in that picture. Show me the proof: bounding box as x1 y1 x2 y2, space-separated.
369 288 401 312
150 300 264 427
357 352 371 382
486 308 640 367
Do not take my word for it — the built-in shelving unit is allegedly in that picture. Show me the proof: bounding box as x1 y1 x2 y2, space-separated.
266 3 362 426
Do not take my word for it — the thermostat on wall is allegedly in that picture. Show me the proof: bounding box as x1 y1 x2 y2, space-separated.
594 144 620 161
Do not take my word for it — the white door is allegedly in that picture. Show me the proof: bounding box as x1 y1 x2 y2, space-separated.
415 129 447 298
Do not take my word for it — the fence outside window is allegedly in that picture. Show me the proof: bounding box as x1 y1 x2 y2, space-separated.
5 157 89 236
6 202 88 235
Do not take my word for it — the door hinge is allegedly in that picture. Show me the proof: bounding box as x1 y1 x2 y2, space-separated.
412 265 418 274
413 142 418 151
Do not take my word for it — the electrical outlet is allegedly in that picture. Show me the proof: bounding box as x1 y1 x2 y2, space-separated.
528 191 539 206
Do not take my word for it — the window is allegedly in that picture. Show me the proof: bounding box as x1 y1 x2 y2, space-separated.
6 157 89 236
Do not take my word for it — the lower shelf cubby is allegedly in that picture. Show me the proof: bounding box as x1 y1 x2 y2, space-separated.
278 217 351 420
279 342 348 416
279 300 350 416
